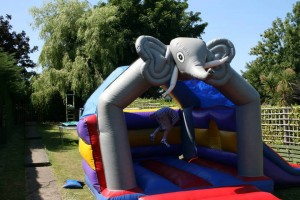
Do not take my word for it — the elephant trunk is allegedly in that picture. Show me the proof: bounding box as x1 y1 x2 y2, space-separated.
188 65 213 80
188 56 228 80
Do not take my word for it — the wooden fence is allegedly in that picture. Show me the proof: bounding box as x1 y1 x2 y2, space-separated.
261 106 300 163
268 144 300 164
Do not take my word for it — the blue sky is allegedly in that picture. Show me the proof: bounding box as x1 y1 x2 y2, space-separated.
0 0 298 73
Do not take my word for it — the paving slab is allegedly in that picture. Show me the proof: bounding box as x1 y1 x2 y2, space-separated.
25 166 61 200
25 125 41 139
24 123 61 200
25 139 50 167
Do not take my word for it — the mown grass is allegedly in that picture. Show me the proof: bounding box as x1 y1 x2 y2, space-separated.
37 124 94 200
274 187 300 199
127 97 178 109
0 125 25 200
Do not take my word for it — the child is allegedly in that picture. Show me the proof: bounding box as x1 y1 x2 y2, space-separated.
149 107 179 147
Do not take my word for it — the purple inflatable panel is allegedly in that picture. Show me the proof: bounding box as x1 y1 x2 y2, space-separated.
125 109 181 130
193 107 236 131
82 159 100 192
77 118 91 144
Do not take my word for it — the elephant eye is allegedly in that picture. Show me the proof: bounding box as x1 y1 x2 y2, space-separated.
176 52 185 63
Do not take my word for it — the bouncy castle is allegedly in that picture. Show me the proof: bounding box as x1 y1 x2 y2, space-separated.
77 36 300 199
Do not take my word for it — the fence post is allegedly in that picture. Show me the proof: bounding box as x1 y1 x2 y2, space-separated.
283 107 288 144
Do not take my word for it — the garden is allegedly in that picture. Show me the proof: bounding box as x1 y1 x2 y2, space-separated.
1 1 300 199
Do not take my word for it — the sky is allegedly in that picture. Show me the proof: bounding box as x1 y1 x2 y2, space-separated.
0 0 299 74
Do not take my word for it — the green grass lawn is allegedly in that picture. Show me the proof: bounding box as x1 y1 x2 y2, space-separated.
37 123 94 200
275 187 300 199
126 97 179 109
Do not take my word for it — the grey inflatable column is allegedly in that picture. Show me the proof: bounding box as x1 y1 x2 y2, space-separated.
205 38 263 177
98 35 174 190
211 69 263 177
236 99 263 176
98 59 151 190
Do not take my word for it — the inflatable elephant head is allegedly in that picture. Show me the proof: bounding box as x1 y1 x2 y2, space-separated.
135 36 235 96
166 37 235 95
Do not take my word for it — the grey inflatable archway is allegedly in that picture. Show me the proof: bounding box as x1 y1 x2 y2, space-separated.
97 36 263 190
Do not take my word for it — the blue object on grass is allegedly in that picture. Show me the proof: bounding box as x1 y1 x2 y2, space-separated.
63 179 84 189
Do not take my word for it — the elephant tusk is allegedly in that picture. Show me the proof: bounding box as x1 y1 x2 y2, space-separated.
162 66 178 97
204 56 229 69
165 46 171 60
165 46 173 67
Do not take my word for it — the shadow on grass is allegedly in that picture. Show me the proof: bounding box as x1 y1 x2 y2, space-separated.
0 125 25 200
274 187 300 200
37 124 79 152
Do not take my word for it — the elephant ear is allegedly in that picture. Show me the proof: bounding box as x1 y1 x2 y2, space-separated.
135 35 174 86
206 38 235 63
205 38 235 86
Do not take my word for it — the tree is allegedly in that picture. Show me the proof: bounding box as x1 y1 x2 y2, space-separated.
243 2 300 105
31 0 124 108
30 0 207 108
0 48 25 99
0 49 26 142
0 15 37 131
107 0 207 67
0 15 38 88
106 0 207 98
